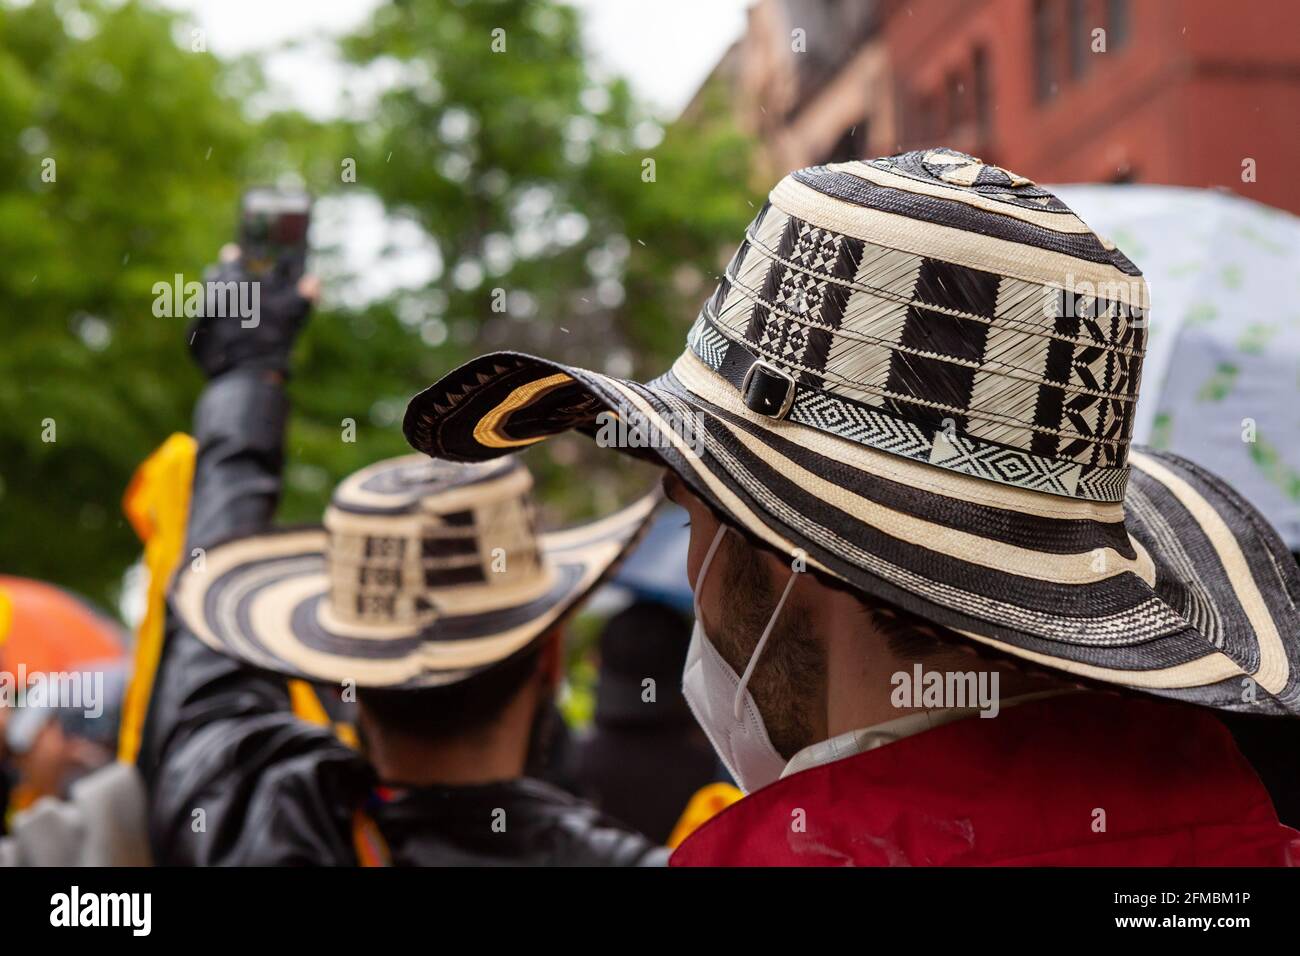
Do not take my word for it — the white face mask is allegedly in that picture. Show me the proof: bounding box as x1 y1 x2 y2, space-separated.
682 525 798 794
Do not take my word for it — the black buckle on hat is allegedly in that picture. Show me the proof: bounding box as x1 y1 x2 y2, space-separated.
740 360 796 420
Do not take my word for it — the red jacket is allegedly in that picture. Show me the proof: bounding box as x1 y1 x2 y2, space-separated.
671 693 1300 866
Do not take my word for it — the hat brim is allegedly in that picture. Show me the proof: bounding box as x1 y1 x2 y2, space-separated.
404 349 1300 715
169 493 659 689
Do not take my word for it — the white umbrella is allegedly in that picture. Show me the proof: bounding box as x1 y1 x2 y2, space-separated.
1054 184 1300 551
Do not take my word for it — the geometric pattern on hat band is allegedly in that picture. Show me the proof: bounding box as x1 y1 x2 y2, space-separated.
684 172 1148 503
326 514 543 626
688 316 1127 502
323 457 546 627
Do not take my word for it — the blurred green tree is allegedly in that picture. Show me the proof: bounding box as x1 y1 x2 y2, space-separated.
0 0 755 612
0 0 258 608
324 0 757 526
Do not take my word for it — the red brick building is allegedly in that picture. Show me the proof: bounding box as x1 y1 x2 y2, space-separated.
708 0 1300 214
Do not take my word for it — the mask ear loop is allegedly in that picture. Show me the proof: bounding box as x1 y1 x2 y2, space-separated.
692 524 729 618
733 564 798 721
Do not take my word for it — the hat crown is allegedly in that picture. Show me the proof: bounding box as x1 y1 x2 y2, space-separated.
885 147 1045 202
323 455 547 628
686 147 1148 503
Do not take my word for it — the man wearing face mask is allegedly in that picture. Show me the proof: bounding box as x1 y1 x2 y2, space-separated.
404 149 1300 865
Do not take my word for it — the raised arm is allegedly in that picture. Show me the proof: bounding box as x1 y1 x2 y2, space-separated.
137 253 361 865
182 248 313 550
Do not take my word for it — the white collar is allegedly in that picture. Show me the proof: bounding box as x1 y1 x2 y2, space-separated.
781 690 1077 779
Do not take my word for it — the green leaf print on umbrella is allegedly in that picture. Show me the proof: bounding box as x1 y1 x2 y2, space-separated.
1197 362 1239 402
1236 223 1286 255
1250 437 1300 503
1150 412 1174 451
1108 227 1145 261
1239 323 1277 356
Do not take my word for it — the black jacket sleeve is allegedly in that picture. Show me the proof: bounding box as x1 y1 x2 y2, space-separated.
138 369 367 866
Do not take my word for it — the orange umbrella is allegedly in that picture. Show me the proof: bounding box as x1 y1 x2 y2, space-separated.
0 576 125 677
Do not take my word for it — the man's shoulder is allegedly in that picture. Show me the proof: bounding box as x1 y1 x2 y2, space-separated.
673 693 1300 867
238 734 373 864
512 777 669 866
383 777 667 867
156 718 371 866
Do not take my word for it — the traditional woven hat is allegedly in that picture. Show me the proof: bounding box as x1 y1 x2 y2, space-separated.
403 148 1300 716
169 454 657 688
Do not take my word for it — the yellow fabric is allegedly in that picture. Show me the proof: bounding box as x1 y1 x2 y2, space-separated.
288 679 331 725
334 721 361 749
666 782 744 850
117 433 360 762
287 679 360 747
118 433 198 764
0 585 12 645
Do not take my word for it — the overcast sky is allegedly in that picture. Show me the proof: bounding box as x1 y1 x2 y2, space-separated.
155 0 753 118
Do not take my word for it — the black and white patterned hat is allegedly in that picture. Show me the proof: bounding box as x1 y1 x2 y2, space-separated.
169 455 657 688
403 149 1300 715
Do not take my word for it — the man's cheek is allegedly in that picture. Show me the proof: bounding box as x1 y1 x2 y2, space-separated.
684 510 721 586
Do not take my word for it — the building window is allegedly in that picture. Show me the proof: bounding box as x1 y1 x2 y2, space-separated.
919 94 938 143
1108 0 1130 49
972 45 991 143
945 71 964 134
1068 0 1089 79
1111 163 1136 184
905 91 928 146
825 121 869 164
1033 0 1061 102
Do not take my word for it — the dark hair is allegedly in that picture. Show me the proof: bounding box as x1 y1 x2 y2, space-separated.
868 600 962 661
357 639 543 744
599 601 691 682
594 600 694 727
865 592 1097 694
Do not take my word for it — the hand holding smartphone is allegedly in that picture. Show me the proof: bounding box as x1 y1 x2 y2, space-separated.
238 186 312 284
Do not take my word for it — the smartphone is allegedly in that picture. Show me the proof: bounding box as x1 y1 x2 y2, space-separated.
238 186 312 282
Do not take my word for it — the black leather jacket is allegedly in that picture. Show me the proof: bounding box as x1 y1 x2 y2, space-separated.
138 369 666 866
